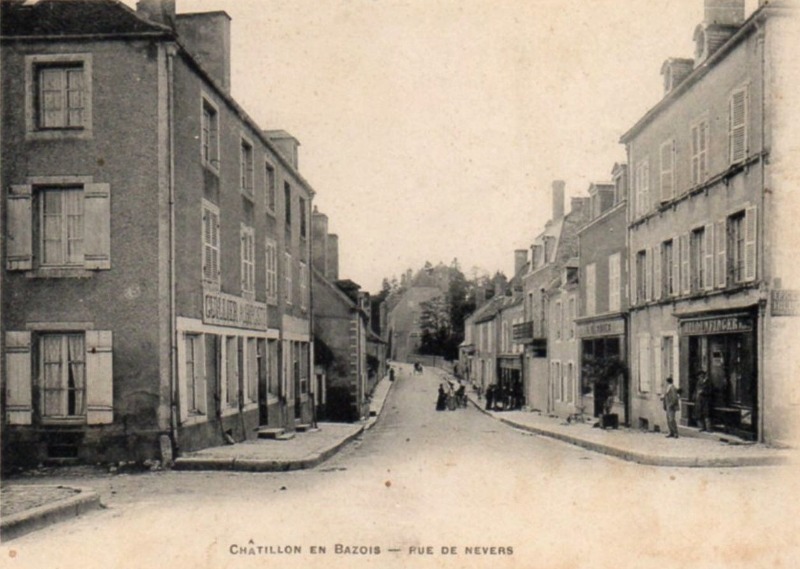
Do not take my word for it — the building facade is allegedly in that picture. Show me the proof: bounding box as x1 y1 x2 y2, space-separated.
1 0 314 467
621 0 797 443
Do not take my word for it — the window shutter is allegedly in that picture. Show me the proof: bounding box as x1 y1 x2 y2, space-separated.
177 333 188 422
704 224 714 291
214 213 221 282
202 210 209 280
645 249 653 301
700 122 709 181
653 336 662 395
671 238 679 297
5 331 33 425
83 183 111 270
715 219 727 289
660 141 673 202
630 253 637 305
680 234 691 294
7 185 33 271
730 89 747 164
85 330 113 424
744 206 757 282
691 125 699 185
653 245 662 300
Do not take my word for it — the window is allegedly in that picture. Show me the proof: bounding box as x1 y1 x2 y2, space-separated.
636 250 647 304
585 263 596 316
183 334 206 416
40 187 84 267
267 339 279 397
240 224 255 296
299 196 307 239
202 201 220 287
37 65 85 129
299 261 308 311
246 338 258 404
284 182 292 225
691 119 709 185
568 297 576 340
662 240 675 297
201 96 220 170
608 254 620 312
637 334 651 393
635 159 650 217
7 182 111 273
240 138 254 197
285 252 293 305
265 237 278 304
690 227 705 292
659 140 674 202
566 362 574 404
729 87 748 164
26 54 93 139
265 163 276 213
41 333 86 419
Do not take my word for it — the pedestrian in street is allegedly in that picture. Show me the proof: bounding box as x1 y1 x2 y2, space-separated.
436 384 447 411
389 367 395 382
485 384 494 410
662 377 680 438
694 370 713 432
456 383 466 408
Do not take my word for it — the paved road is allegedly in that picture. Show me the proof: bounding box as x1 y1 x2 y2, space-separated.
3 364 799 569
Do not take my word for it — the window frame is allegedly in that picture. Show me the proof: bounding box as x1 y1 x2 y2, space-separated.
240 223 256 298
285 251 293 306
265 161 277 215
25 53 93 140
202 200 221 290
265 237 278 305
729 86 749 165
38 186 85 268
39 332 87 422
240 135 255 200
690 116 709 186
608 254 621 313
201 93 220 173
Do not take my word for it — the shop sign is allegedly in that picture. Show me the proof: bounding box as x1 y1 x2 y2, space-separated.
771 290 800 316
577 318 625 338
203 290 268 330
680 315 752 336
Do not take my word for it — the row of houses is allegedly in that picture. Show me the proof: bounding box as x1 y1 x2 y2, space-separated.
0 0 385 469
461 0 799 446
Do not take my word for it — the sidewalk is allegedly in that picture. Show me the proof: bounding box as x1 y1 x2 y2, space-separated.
174 373 396 472
0 484 102 541
433 369 792 468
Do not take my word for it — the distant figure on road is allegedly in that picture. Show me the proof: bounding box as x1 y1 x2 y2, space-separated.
414 362 423 375
694 370 713 432
436 384 447 411
456 383 467 408
389 367 395 382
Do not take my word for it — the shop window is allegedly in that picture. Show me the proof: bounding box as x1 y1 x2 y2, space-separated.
182 333 206 419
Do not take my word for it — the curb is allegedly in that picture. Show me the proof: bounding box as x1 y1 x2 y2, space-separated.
365 375 397 432
0 486 102 541
173 425 366 473
467 396 788 468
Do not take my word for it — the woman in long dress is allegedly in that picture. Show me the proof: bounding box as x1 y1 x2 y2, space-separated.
436 384 447 411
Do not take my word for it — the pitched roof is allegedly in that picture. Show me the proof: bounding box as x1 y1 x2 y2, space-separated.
1 0 171 37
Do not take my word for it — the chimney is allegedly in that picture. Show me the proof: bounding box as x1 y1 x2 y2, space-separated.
514 249 528 276
136 0 176 27
570 196 591 223
326 234 339 281
311 206 328 276
176 12 232 92
552 180 565 220
704 0 745 26
661 58 695 94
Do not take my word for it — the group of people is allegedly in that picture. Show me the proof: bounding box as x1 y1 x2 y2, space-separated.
484 382 524 412
661 370 713 439
436 381 467 411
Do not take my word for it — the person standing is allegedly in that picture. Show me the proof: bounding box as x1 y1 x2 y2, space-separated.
662 377 680 438
485 384 495 411
694 370 713 432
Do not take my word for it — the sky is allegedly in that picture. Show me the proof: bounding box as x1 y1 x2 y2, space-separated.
124 0 759 292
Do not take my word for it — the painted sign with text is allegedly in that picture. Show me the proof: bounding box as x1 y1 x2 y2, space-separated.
203 290 268 330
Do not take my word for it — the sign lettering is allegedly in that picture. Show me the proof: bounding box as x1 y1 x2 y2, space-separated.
203 290 268 330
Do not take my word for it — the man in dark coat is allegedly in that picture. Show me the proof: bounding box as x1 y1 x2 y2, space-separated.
694 370 713 432
662 377 680 438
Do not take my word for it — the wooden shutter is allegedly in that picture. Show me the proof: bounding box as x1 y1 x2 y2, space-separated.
680 234 691 294
703 224 714 291
671 237 680 296
645 248 653 301
631 252 638 305
715 219 727 289
700 122 709 181
730 88 747 164
7 185 33 270
638 335 651 393
691 125 700 185
660 141 673 202
744 206 757 282
653 245 662 300
84 183 111 270
5 331 33 425
85 330 114 424
653 336 662 395
177 332 188 422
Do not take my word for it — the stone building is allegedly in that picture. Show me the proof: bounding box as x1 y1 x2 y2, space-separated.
1 0 314 467
620 0 798 443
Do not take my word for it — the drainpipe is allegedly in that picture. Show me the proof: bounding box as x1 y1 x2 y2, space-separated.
757 20 767 443
167 43 179 454
309 240 317 429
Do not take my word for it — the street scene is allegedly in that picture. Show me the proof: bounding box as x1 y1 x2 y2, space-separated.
3 364 799 569
1 0 800 567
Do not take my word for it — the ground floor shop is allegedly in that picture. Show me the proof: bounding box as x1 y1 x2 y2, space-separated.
496 355 524 410
577 315 627 423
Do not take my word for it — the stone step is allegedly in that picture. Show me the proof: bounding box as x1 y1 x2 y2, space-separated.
256 427 285 440
275 432 296 441
295 423 313 433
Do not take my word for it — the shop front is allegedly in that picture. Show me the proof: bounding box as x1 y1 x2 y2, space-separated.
577 315 627 421
678 310 757 440
497 355 524 410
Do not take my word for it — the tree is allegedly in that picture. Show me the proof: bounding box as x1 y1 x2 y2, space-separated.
418 295 451 356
